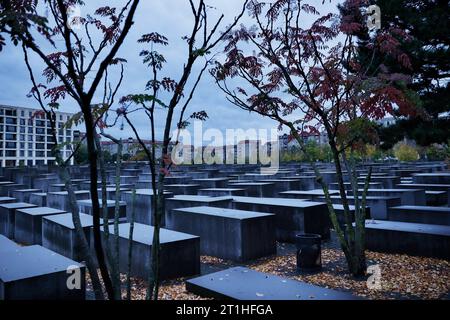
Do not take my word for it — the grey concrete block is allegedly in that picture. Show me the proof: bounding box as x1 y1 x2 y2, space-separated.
102 223 200 280
42 213 93 261
0 202 38 239
0 245 85 300
167 206 276 261
14 207 66 245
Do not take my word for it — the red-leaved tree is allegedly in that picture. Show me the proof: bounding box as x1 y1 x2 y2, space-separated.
212 0 418 276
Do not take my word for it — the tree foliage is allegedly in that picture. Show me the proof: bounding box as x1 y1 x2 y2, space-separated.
212 0 418 276
358 0 450 146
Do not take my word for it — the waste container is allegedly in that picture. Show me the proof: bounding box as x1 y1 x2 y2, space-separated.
295 233 322 272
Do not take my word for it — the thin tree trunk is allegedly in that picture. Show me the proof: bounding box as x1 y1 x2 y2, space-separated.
113 139 123 298
58 165 104 299
288 125 358 275
81 103 115 299
126 188 136 300
95 135 121 299
341 152 370 276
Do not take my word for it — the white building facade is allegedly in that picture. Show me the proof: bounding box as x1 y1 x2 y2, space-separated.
0 105 74 167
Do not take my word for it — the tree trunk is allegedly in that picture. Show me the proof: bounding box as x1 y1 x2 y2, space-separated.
126 188 136 300
95 135 121 299
58 165 104 299
81 101 115 299
113 140 123 297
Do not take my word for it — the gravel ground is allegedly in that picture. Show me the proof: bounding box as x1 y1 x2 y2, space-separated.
86 237 450 300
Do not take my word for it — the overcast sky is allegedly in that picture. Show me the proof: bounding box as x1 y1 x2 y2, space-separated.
0 0 340 145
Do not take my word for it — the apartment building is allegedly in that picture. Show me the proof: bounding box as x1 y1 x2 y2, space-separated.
0 104 74 167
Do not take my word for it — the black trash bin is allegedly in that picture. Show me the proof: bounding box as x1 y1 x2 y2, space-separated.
295 233 322 273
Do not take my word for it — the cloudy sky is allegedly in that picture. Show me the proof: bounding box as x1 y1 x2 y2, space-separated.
0 0 340 145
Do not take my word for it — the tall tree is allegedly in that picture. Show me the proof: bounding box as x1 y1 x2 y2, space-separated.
1 0 140 299
114 0 248 299
356 0 450 147
212 0 416 276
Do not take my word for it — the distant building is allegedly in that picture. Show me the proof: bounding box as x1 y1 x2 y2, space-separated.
377 117 397 128
0 104 74 167
278 130 328 150
100 138 176 160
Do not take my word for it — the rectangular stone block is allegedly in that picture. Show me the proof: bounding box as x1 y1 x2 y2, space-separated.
0 197 16 205
0 184 25 197
11 189 42 203
198 188 246 197
186 267 361 300
15 207 66 245
121 189 172 226
102 223 200 280
47 191 91 211
0 245 85 300
348 188 426 206
325 195 401 220
232 197 329 241
42 213 93 261
77 199 126 220
165 195 233 217
279 189 339 201
364 220 450 260
191 178 230 189
0 202 38 239
29 193 47 207
229 182 275 197
0 234 19 251
164 184 200 195
388 205 450 226
167 206 276 261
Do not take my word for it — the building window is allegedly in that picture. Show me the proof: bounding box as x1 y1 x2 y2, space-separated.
28 135 33 141
5 117 16 124
5 150 16 157
5 133 16 140
36 127 45 134
28 127 33 133
20 118 25 125
21 110 24 117
5 142 17 148
28 150 33 157
5 109 16 116
20 142 25 149
28 143 33 149
20 134 25 141
5 125 16 133
36 143 45 150
20 126 25 133
20 150 24 157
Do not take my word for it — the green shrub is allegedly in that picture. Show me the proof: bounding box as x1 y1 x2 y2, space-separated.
393 142 419 161
424 143 450 161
